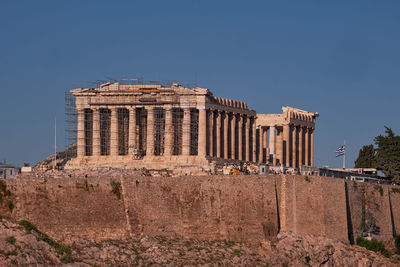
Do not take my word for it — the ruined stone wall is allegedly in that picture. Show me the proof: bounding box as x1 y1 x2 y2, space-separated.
7 177 128 243
389 189 400 236
123 175 278 244
346 182 397 247
4 175 278 245
2 174 400 247
278 175 348 242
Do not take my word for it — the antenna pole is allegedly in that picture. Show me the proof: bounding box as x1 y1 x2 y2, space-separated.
54 117 57 170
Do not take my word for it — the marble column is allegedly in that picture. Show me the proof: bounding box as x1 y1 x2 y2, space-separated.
259 127 264 163
93 108 101 156
299 127 304 167
276 128 283 166
146 106 155 156
263 127 268 155
252 118 256 162
311 129 314 167
198 108 207 157
223 112 229 159
283 124 290 167
245 117 250 161
231 113 236 159
216 111 221 158
182 107 191 156
305 127 309 166
269 125 276 164
238 114 243 161
128 107 136 155
291 125 297 168
110 107 119 156
164 107 173 156
77 108 85 157
209 110 214 157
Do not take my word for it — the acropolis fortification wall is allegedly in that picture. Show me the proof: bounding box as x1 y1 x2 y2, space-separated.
2 174 400 249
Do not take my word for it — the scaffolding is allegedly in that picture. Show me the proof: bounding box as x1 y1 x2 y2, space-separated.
84 109 93 156
154 108 165 156
172 108 183 155
64 91 77 158
137 108 147 155
100 109 111 155
249 118 254 162
118 108 129 155
190 109 199 155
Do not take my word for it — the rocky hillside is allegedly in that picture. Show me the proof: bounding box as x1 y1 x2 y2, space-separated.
34 144 76 171
0 218 398 266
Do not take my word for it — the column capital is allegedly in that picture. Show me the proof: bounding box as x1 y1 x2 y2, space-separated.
164 105 173 111
145 105 155 110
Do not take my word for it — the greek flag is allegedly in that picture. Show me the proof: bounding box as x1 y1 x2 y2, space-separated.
335 145 345 157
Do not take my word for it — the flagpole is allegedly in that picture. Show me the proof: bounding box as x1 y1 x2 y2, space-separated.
343 140 346 169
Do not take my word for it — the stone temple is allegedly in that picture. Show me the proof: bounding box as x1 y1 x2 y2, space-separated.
65 81 318 174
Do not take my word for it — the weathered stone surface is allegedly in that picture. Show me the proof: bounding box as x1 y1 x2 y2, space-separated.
2 172 400 252
0 217 396 266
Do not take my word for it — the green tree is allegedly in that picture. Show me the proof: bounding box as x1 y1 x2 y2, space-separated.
374 127 400 182
354 144 376 168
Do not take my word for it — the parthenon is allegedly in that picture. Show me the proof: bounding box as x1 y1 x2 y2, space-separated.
66 81 318 174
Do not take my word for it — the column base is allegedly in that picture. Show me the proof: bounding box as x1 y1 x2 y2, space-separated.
64 155 261 175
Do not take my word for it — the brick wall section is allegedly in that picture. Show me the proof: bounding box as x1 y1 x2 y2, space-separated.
2 174 400 246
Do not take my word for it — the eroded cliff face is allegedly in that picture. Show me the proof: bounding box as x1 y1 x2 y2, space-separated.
2 171 400 251
0 218 397 267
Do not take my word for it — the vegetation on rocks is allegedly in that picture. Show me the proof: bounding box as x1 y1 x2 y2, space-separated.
0 180 13 213
110 180 122 199
394 234 400 255
18 220 78 263
356 236 389 257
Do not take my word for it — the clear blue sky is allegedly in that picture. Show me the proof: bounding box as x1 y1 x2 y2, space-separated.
1 1 399 168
